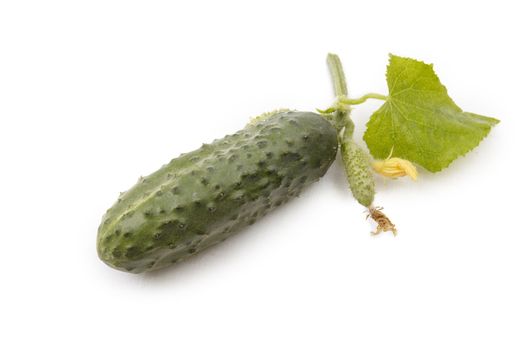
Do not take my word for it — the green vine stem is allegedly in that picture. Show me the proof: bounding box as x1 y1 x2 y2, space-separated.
326 53 353 133
327 53 348 98
323 55 387 132
340 93 387 105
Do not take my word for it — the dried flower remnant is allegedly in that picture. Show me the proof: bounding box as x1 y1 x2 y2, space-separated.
367 206 397 236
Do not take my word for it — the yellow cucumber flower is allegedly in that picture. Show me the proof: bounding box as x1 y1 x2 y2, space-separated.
372 149 418 180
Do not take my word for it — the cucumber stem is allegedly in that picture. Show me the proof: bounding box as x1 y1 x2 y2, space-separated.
326 53 353 134
325 54 386 125
327 53 348 98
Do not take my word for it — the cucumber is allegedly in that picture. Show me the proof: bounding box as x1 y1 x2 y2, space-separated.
97 111 338 273
340 120 375 207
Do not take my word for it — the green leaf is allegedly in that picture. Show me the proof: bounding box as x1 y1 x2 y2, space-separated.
363 54 499 172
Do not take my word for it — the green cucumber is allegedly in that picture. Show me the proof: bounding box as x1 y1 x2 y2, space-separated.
340 119 375 207
97 111 338 273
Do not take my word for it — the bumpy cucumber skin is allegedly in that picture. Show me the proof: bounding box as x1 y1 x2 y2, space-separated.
341 127 375 207
97 111 338 273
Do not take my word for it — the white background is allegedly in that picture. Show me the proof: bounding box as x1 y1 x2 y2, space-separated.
1 1 523 349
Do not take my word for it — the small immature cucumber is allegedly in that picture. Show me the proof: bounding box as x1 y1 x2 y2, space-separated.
97 111 338 273
340 121 375 207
